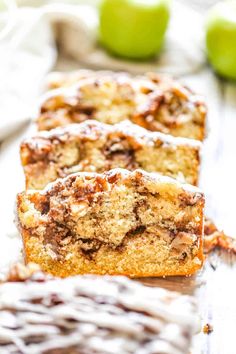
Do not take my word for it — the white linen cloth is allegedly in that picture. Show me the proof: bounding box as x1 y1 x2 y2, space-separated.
0 0 205 140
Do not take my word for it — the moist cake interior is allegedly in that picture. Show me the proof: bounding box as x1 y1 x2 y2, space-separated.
38 72 206 140
21 120 201 190
17 169 204 277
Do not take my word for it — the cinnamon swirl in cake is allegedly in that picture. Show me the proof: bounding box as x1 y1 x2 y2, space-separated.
17 169 204 277
38 70 206 140
20 120 201 190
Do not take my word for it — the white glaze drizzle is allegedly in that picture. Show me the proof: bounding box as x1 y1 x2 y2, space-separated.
0 275 199 354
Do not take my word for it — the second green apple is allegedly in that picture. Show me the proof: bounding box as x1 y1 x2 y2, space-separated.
206 1 236 80
99 0 171 60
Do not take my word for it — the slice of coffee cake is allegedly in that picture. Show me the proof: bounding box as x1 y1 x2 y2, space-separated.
0 263 199 354
38 71 206 140
17 169 204 277
20 120 201 190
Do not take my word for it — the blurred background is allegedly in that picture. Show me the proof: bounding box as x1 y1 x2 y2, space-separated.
13 0 221 11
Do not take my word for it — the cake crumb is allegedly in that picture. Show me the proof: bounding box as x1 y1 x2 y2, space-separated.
203 323 213 334
204 218 236 255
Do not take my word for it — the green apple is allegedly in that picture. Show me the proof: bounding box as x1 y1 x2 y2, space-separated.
206 1 236 80
99 0 171 60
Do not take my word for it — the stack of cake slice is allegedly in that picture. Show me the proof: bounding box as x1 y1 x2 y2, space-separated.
8 70 208 353
17 70 206 278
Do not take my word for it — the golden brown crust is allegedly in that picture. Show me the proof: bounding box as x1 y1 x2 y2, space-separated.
17 169 204 277
38 71 206 140
20 120 201 189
